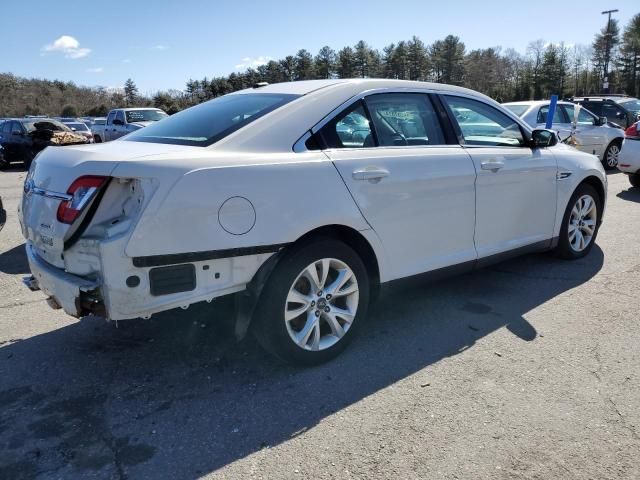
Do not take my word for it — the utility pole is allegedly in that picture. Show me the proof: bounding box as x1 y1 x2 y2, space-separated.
601 8 619 93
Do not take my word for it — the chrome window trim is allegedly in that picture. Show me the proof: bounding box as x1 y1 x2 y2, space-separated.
293 87 533 153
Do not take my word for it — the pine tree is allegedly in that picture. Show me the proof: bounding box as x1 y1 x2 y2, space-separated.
314 46 337 79
123 78 138 106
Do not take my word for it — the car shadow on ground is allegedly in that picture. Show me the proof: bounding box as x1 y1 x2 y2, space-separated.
0 243 29 275
0 246 604 479
616 187 640 203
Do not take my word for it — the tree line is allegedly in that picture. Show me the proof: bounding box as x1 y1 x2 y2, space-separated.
1 13 638 117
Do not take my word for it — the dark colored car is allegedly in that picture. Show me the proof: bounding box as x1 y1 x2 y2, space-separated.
0 118 88 169
571 95 640 129
0 146 5 231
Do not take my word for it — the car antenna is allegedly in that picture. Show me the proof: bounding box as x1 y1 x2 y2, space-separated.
253 82 269 88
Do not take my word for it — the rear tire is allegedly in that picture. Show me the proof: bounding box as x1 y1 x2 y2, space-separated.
629 174 640 188
253 239 370 366
554 183 602 259
94 135 102 143
602 140 621 170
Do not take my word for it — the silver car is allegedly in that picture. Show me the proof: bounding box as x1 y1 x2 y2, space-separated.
504 100 624 170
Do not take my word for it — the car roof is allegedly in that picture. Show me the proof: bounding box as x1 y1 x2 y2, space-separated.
503 100 574 106
232 78 493 101
114 107 163 111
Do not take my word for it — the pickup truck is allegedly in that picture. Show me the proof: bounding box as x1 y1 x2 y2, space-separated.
101 108 168 142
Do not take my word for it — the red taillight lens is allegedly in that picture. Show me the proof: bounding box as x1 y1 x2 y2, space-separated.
625 122 640 138
57 176 107 224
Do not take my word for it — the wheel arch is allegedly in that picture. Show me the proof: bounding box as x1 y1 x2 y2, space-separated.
579 175 606 209
235 224 382 340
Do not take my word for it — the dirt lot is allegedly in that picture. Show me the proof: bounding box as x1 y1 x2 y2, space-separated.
0 166 639 479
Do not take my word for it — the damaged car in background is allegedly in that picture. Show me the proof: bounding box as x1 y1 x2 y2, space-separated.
0 118 89 169
19 79 607 365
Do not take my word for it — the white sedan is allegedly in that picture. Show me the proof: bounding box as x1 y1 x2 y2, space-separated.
19 79 607 365
504 100 624 170
617 121 640 187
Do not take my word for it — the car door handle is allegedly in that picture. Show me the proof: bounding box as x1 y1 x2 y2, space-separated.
480 160 504 172
352 167 390 182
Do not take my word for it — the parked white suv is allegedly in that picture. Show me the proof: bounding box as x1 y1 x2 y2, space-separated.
103 108 168 141
19 79 607 365
503 100 625 170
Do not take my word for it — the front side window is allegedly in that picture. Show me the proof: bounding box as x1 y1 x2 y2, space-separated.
560 105 596 125
444 96 525 147
115 111 125 124
125 93 299 147
537 105 566 124
125 110 168 123
365 93 445 146
582 102 602 115
106 111 116 125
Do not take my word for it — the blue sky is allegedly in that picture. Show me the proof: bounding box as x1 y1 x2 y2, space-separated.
2 0 638 94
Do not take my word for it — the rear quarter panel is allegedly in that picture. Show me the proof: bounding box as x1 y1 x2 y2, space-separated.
114 151 380 270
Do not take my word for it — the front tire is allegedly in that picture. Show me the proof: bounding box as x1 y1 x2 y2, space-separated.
554 183 602 259
94 135 102 143
254 239 370 366
602 141 621 170
629 174 640 188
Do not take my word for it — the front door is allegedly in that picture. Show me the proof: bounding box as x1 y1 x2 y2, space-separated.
442 94 558 258
322 93 478 280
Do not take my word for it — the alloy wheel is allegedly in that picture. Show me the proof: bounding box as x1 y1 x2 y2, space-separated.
606 144 620 167
284 258 359 351
568 194 597 252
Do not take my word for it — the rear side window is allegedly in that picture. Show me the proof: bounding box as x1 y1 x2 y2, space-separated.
115 111 125 123
2 121 11 134
444 96 525 147
106 111 116 125
365 93 445 146
312 101 373 149
124 93 299 147
537 105 566 124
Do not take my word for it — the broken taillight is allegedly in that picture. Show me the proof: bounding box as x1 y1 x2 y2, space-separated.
56 176 108 224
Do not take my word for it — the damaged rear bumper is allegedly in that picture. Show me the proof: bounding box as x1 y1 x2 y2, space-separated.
24 242 103 317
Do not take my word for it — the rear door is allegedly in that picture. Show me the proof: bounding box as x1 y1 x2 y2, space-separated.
322 92 478 280
442 94 557 258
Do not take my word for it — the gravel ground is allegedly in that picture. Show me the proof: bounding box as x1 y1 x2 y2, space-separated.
0 165 639 480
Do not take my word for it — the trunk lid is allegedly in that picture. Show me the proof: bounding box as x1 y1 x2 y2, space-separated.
19 141 192 268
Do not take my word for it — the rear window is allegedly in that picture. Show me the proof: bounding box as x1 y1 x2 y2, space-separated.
124 93 299 146
66 122 89 131
503 104 529 117
23 120 71 132
125 110 168 123
619 99 640 112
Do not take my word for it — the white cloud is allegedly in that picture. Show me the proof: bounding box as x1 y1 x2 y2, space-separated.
235 56 272 70
122 58 131 63
86 67 104 73
152 45 167 50
42 35 91 59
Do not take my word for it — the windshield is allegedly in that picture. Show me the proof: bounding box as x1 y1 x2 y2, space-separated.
125 110 169 123
66 122 89 131
619 99 640 112
124 93 299 146
503 104 529 117
24 120 71 132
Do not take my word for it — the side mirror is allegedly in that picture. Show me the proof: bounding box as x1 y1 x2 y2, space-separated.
531 129 557 148
616 111 626 119
597 117 608 126
112 119 123 126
